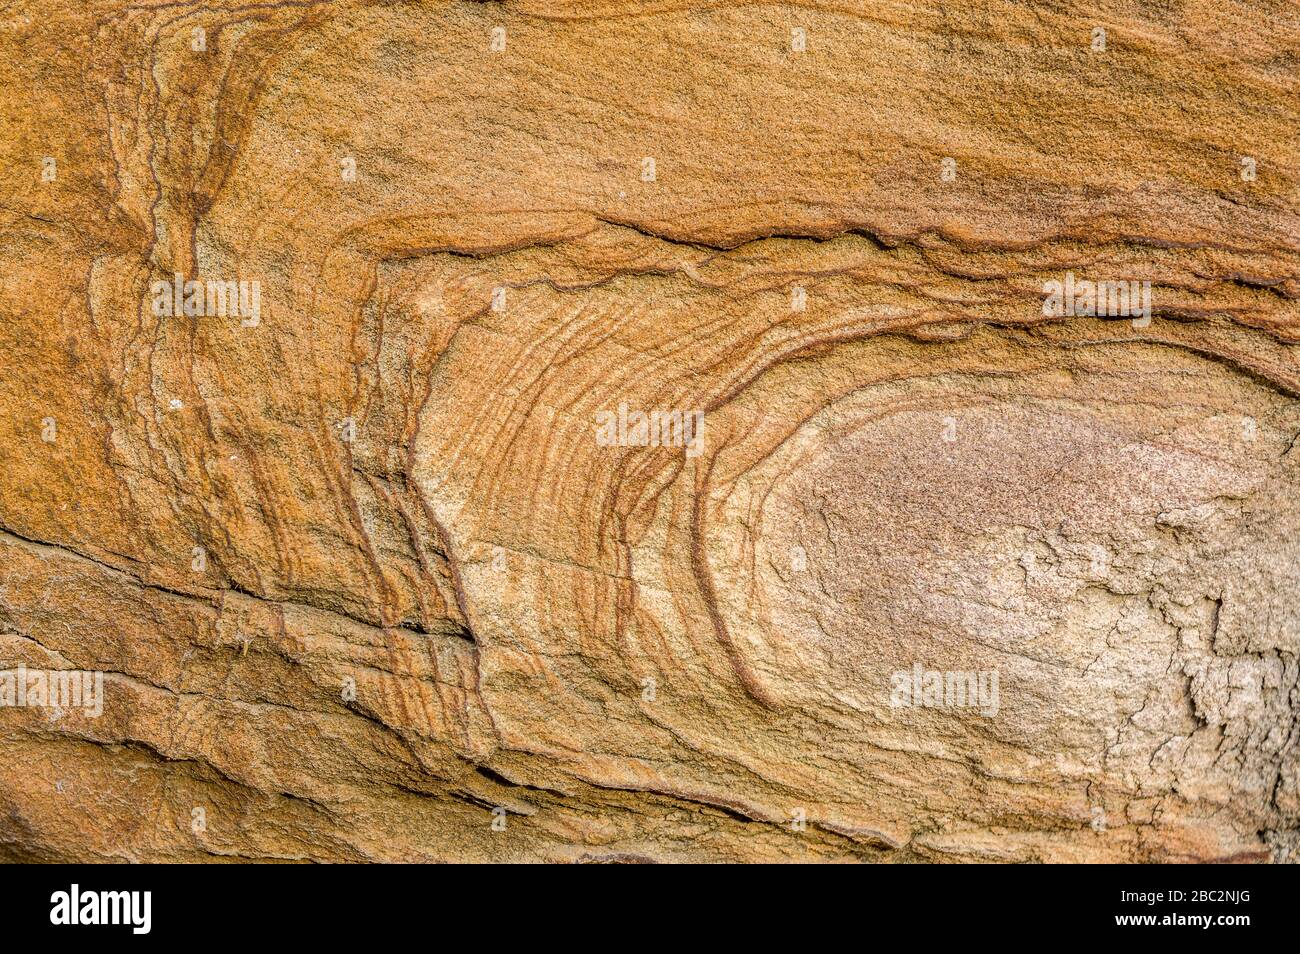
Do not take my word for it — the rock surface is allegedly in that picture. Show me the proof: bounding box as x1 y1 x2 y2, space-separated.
1 0 1298 862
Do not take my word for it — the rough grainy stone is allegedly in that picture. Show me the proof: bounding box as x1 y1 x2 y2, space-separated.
0 0 1297 862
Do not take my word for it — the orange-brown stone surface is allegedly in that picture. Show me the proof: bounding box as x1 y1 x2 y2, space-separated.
0 0 1297 862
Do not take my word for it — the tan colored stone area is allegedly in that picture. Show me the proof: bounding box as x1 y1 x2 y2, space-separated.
0 1 1297 861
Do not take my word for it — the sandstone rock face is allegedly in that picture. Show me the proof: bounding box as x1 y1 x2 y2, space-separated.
1 0 1298 863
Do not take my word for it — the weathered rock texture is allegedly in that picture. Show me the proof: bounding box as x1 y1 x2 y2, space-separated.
1 0 1298 862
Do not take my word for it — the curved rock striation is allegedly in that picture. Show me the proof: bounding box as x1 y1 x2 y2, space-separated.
0 0 1297 862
